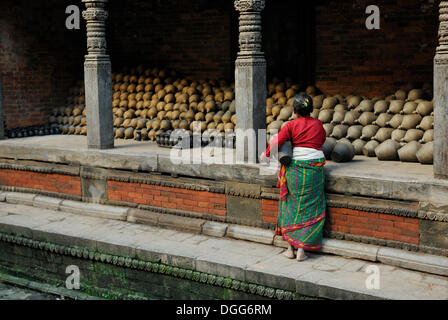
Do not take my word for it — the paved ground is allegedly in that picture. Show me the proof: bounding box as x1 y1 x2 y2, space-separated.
0 202 446 300
0 282 57 300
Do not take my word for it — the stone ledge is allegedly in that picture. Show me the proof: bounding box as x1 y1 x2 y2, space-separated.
321 239 379 262
202 222 228 238
377 247 448 277
158 214 205 234
59 200 129 221
0 209 446 300
227 225 274 245
33 196 62 211
5 192 36 206
3 192 447 278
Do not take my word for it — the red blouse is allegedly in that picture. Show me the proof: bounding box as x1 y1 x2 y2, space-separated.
265 116 326 157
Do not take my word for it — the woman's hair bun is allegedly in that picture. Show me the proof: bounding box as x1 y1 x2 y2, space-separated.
292 92 314 116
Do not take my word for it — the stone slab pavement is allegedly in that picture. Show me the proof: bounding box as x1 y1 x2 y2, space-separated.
0 282 57 300
0 202 446 300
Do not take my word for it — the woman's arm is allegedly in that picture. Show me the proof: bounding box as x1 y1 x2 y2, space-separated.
264 123 291 158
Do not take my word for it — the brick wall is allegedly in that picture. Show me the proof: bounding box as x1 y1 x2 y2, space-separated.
263 199 420 246
0 0 439 129
108 181 227 216
0 169 81 197
315 0 438 96
0 166 437 250
326 207 420 245
0 0 85 130
108 0 237 81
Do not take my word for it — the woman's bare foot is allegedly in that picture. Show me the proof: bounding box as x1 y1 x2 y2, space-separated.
296 248 308 262
283 244 295 259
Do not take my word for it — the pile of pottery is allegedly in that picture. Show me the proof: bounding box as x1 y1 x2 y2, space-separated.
53 71 434 164
266 82 434 164
50 82 87 136
306 86 434 164
5 125 59 139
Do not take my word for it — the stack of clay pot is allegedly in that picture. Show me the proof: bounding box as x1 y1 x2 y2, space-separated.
51 67 237 143
53 73 435 165
306 84 434 164
50 81 87 136
265 79 312 142
109 66 236 142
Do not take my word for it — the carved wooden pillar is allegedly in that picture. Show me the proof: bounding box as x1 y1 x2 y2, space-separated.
434 1 448 179
82 0 114 149
234 0 267 163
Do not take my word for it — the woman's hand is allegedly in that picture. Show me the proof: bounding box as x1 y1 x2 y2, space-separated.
259 152 269 163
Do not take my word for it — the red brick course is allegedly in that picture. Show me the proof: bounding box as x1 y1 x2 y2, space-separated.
261 199 420 245
326 207 420 245
107 181 227 216
0 169 82 197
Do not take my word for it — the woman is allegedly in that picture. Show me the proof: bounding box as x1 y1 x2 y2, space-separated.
260 93 327 262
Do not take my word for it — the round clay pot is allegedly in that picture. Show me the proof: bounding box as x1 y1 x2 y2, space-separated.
401 102 418 115
416 116 434 131
414 101 433 116
387 100 405 114
331 142 355 163
363 140 380 157
352 139 367 155
372 128 394 143
416 142 434 165
374 100 389 115
387 114 404 129
322 97 338 110
374 112 393 127
323 123 334 137
330 125 349 139
318 109 335 124
398 141 422 163
346 125 363 140
401 129 424 143
312 95 325 109
342 111 360 126
394 90 407 101
355 100 374 113
360 125 380 140
399 114 422 130
356 112 377 126
420 129 434 143
407 89 424 101
347 96 362 109
331 111 346 124
375 139 400 161
322 137 337 160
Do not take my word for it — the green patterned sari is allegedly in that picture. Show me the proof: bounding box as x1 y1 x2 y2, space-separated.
275 158 326 251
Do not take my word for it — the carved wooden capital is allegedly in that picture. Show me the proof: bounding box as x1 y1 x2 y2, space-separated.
436 1 448 64
82 0 109 57
234 0 265 12
235 0 265 59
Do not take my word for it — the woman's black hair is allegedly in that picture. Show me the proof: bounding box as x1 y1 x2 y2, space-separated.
292 93 313 116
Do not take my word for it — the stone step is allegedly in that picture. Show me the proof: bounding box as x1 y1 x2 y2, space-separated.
1 191 447 278
0 201 446 300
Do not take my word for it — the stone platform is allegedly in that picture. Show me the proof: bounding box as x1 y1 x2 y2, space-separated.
0 199 446 300
0 135 445 204
0 135 446 260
